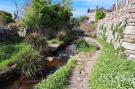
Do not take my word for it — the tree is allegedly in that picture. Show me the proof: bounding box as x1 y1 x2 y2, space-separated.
62 0 72 11
22 0 73 30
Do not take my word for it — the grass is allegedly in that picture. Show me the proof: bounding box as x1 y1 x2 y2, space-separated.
89 38 135 89
78 45 96 53
35 59 76 89
0 41 32 71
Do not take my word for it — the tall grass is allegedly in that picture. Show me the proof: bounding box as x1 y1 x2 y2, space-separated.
35 59 76 89
0 42 32 71
89 38 135 89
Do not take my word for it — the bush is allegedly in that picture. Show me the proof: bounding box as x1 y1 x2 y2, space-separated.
17 51 44 77
95 10 106 22
22 1 72 30
35 59 76 89
79 16 89 22
57 30 67 41
0 10 13 26
25 32 49 56
75 39 96 52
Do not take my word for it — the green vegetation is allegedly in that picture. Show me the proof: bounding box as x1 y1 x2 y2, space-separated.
25 32 49 56
79 16 89 22
22 0 72 30
95 10 106 22
35 59 76 89
48 38 63 45
89 38 135 89
0 41 32 71
17 51 44 77
0 10 13 25
76 39 96 52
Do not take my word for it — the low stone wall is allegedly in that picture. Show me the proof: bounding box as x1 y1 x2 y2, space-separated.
97 3 135 59
0 28 19 41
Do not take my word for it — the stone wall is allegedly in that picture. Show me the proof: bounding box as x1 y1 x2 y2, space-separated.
0 28 19 41
97 2 135 59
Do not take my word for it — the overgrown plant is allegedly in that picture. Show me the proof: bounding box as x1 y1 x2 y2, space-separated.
25 32 49 56
76 39 96 52
95 10 106 22
17 51 44 77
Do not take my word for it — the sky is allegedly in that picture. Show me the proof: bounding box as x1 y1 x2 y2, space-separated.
0 0 117 17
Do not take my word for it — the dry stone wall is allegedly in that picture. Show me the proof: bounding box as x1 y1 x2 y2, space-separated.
97 1 135 59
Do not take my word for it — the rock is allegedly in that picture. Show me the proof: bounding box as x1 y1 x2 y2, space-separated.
46 57 54 61
123 35 135 42
124 26 135 35
128 54 135 59
125 49 135 55
127 22 135 26
122 42 135 50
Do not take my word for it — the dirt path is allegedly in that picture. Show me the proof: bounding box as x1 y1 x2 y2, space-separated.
67 38 101 89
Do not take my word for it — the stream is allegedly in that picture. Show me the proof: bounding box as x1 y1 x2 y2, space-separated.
0 42 78 89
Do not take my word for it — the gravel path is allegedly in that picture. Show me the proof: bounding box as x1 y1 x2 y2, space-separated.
67 38 101 89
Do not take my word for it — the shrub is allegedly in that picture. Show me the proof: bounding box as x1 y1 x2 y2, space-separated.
25 32 49 56
22 1 72 30
0 10 13 26
76 39 96 52
95 10 106 22
57 30 67 41
17 51 44 77
79 16 89 22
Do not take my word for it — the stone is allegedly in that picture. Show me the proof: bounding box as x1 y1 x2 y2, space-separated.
122 42 135 50
125 49 135 55
127 22 135 26
124 26 135 35
46 57 54 61
128 54 135 59
128 19 135 23
123 34 135 42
